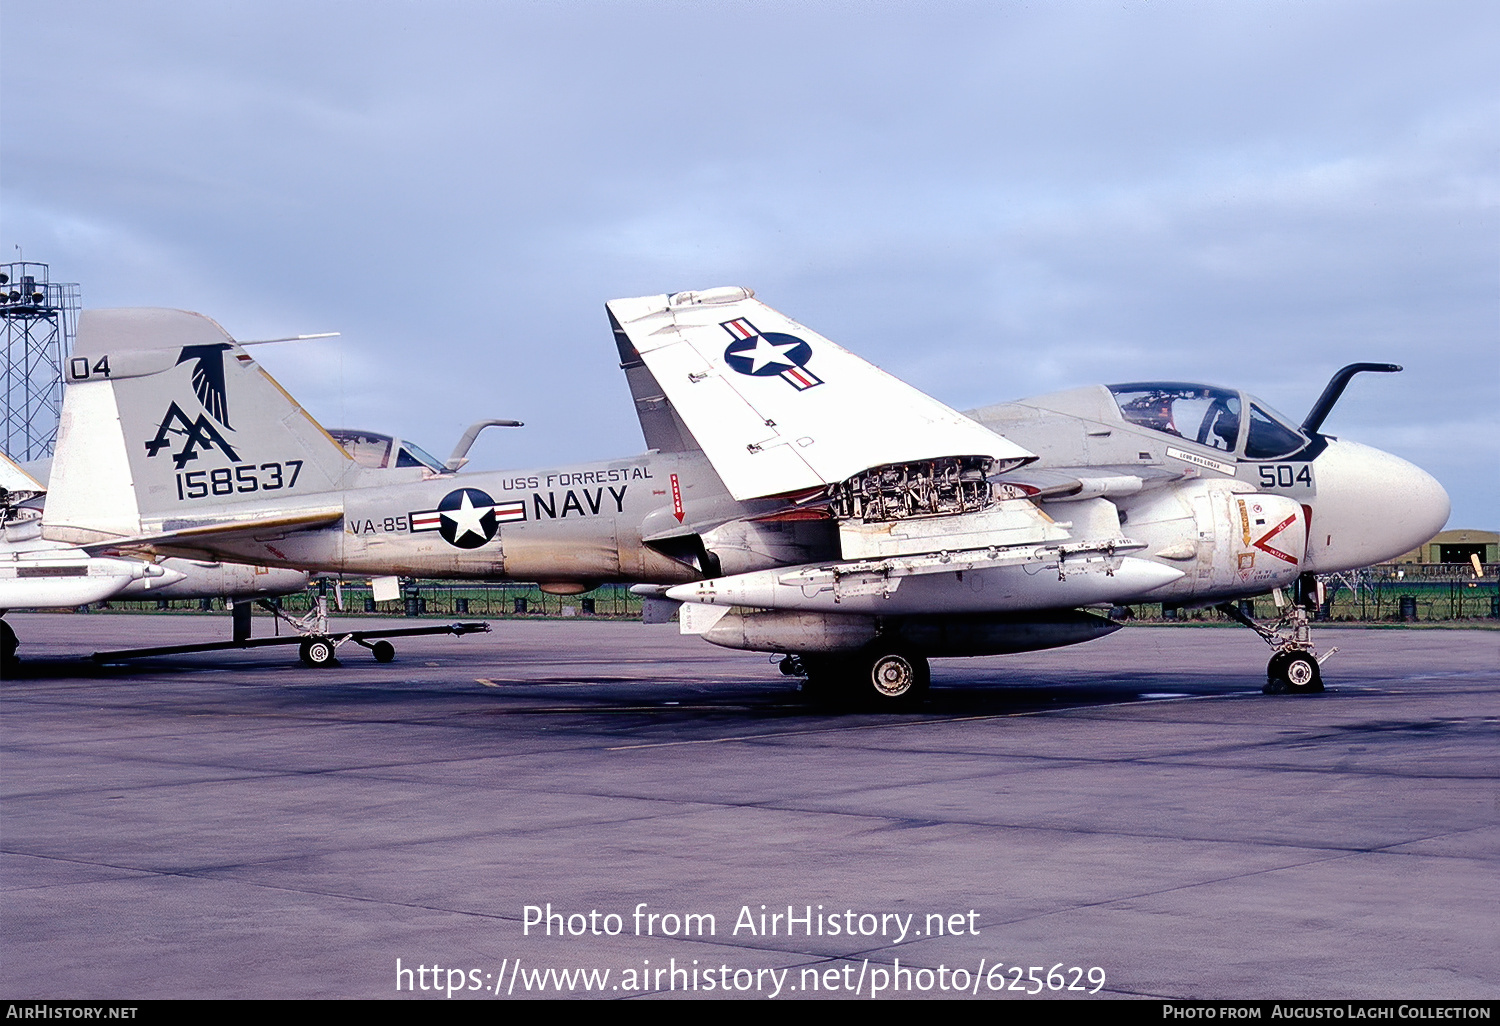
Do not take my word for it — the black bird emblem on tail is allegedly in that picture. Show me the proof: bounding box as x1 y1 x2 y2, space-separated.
142 343 240 470
177 343 233 428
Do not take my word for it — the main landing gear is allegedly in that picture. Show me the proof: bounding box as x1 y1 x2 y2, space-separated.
781 646 932 709
1217 574 1336 695
1 616 18 678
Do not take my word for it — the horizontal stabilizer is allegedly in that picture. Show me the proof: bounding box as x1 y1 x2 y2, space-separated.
75 508 344 555
606 290 1034 501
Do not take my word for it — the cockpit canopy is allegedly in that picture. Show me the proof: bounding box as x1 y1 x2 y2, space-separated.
328 429 447 473
1106 382 1309 460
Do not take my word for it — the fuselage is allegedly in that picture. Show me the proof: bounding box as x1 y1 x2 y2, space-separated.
157 383 1448 601
166 450 731 587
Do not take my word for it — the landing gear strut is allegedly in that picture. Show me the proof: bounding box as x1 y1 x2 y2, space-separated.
787 646 931 708
1217 574 1335 695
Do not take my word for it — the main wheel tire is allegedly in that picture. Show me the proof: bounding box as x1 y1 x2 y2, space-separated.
371 640 395 663
300 637 337 668
796 654 844 703
1 617 17 680
859 650 930 708
1 618 17 677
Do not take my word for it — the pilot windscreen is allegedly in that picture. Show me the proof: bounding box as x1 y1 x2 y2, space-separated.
1244 404 1307 459
396 442 446 473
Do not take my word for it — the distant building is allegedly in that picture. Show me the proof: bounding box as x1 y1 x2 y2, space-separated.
1395 529 1498 565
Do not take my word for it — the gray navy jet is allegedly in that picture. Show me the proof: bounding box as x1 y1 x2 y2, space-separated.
39 291 1448 701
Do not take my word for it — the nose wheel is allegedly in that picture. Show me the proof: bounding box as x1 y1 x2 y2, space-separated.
1217 593 1335 696
1265 649 1323 694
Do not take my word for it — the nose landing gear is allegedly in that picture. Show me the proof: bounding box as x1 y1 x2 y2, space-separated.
1217 575 1335 695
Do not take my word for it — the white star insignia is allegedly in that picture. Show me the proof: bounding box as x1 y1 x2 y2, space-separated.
441 491 490 542
743 334 801 373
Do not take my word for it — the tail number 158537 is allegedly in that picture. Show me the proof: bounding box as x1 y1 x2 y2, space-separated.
176 460 303 500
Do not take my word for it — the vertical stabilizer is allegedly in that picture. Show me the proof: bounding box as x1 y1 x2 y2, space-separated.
44 308 354 544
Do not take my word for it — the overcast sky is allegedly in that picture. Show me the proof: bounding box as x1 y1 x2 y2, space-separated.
3 0 1495 527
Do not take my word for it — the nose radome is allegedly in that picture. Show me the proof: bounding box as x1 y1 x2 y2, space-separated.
1303 439 1451 573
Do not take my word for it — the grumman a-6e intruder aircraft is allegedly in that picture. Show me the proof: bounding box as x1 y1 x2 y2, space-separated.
40 291 1448 703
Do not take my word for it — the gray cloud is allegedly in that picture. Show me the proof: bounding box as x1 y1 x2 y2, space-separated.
3 0 1494 524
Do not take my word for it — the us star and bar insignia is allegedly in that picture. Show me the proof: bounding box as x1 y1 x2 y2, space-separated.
409 487 524 549
720 318 823 391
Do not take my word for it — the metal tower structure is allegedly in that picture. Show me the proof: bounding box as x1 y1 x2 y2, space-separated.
2 261 80 461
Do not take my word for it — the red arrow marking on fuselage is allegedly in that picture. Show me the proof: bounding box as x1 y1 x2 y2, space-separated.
1253 513 1301 564
671 473 684 523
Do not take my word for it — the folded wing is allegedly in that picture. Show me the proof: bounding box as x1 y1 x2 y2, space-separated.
606 288 1034 501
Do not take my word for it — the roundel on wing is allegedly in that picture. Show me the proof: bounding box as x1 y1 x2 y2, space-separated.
723 331 814 377
437 487 499 549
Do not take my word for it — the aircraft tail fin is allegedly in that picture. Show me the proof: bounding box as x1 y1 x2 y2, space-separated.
44 308 354 545
609 305 703 454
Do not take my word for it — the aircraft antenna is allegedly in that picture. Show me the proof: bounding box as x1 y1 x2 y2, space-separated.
1 259 81 461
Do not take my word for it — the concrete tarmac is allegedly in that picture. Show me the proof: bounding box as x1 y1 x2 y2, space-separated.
1 612 1496 1000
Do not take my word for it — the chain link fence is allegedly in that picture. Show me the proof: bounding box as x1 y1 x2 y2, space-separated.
1115 564 1499 623
100 581 646 619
